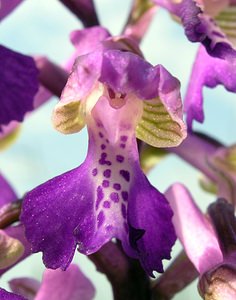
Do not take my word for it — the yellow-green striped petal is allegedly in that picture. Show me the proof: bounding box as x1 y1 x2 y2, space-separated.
215 5 236 47
136 98 187 147
52 100 86 134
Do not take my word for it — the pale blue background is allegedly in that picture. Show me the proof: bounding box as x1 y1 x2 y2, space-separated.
0 1 235 299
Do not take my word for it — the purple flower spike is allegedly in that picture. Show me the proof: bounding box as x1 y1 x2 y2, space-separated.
0 45 38 131
185 45 236 128
21 28 186 275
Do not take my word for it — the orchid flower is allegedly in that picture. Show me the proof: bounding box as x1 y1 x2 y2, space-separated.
166 183 236 299
153 0 236 60
152 0 236 128
21 26 187 276
165 183 223 275
0 264 95 300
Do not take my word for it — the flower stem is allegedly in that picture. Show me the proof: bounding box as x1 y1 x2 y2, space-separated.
58 0 99 27
89 242 151 300
152 251 198 299
122 0 157 44
168 132 222 182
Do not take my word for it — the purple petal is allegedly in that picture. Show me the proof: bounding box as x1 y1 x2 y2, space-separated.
0 173 17 207
0 288 26 300
126 170 176 275
35 264 95 300
0 0 23 21
152 0 179 14
165 183 223 275
178 0 236 60
70 26 110 56
0 45 39 130
185 45 236 128
154 0 236 60
22 93 175 274
20 165 95 269
9 278 40 300
100 50 160 99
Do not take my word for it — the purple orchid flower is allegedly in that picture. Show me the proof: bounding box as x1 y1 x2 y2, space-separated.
152 0 236 128
0 264 95 300
165 183 223 275
0 45 39 132
165 184 236 299
21 27 187 276
185 45 236 128
153 0 236 61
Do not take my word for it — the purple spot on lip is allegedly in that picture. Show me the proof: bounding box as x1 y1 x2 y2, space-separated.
97 211 105 227
120 143 126 149
96 121 103 128
96 186 104 209
121 191 128 201
120 170 130 182
123 222 128 233
106 225 113 232
103 201 111 208
120 135 128 142
110 192 119 203
97 186 104 201
121 204 126 219
103 169 111 178
116 155 124 163
113 183 121 191
99 132 104 138
92 168 98 176
102 180 109 188
106 139 109 144
99 152 111 166
101 144 106 150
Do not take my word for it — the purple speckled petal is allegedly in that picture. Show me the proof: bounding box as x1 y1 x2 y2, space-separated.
0 0 23 21
185 45 236 128
35 264 95 300
0 288 26 300
22 90 175 274
0 173 17 207
0 45 38 130
20 165 96 269
165 183 223 275
126 171 176 275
